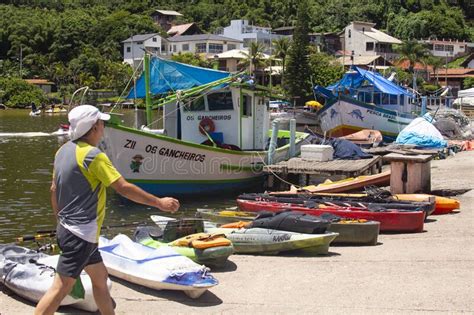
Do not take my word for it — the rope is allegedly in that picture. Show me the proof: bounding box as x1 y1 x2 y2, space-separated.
110 58 144 113
254 151 304 190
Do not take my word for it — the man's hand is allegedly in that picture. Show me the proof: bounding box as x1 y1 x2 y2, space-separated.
156 197 180 213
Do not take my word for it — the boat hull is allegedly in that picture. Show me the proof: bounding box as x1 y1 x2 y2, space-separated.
237 199 425 233
318 97 415 140
103 124 308 196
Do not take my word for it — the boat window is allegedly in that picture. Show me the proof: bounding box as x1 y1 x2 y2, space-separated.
184 97 205 111
243 94 252 116
208 92 234 111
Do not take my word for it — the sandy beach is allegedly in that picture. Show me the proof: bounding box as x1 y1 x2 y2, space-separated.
1 150 473 314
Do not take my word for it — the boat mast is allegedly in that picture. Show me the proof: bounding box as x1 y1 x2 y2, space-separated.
144 52 153 126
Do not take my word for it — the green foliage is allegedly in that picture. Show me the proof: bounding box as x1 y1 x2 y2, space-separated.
448 55 468 68
171 52 213 68
464 77 474 89
421 83 440 93
308 53 344 88
395 40 429 73
0 77 47 108
239 41 267 75
284 0 312 105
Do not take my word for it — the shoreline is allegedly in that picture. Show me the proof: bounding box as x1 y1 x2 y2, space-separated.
1 150 473 314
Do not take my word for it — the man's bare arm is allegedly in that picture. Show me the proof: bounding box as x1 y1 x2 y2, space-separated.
110 177 179 213
50 180 59 219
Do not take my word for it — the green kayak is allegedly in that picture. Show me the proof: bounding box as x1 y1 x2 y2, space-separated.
134 226 234 268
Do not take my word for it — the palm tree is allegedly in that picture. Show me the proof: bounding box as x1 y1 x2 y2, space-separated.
240 41 267 78
422 55 444 85
272 37 291 85
396 40 429 73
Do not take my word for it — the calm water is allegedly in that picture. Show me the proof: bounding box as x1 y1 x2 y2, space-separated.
0 109 236 244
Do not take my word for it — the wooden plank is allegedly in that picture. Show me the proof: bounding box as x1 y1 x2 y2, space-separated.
383 153 433 163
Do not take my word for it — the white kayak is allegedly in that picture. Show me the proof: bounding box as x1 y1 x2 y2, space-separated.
204 224 338 255
98 234 218 299
0 244 110 312
29 110 41 116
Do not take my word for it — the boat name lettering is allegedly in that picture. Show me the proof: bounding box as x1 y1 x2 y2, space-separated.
197 115 231 121
124 139 137 149
366 109 395 119
156 147 205 162
272 234 291 242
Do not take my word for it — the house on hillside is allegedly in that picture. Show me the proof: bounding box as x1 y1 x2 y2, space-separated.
213 49 271 72
434 68 474 96
167 22 203 37
151 9 182 31
214 19 283 53
336 55 393 71
419 38 471 61
122 33 166 68
25 79 55 94
341 21 401 60
166 34 242 58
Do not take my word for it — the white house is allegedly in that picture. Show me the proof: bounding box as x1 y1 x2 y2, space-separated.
420 39 471 61
166 34 242 58
122 33 166 68
215 19 281 52
341 21 401 60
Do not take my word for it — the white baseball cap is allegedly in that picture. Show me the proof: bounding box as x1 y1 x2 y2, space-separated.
68 105 110 141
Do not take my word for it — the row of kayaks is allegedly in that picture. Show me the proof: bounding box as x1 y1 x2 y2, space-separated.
1 190 460 311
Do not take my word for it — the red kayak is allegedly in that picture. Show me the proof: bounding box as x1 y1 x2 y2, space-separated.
237 199 425 233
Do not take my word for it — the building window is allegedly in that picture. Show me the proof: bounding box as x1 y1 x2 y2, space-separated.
243 94 252 116
196 43 207 53
208 92 234 111
173 45 177 52
434 44 444 51
366 42 374 51
161 45 165 52
445 45 454 52
348 30 351 38
227 44 236 50
137 41 143 45
126 46 131 53
152 37 157 42
182 44 189 51
209 43 223 54
243 38 254 48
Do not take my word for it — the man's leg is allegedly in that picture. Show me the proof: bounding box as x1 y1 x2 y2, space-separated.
84 261 115 315
34 273 76 315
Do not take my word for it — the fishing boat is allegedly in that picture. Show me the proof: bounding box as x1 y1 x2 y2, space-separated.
103 55 310 196
314 67 418 140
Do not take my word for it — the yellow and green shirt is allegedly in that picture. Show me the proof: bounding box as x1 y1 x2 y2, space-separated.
54 141 121 243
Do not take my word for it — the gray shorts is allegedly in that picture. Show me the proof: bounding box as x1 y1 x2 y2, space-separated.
56 224 102 278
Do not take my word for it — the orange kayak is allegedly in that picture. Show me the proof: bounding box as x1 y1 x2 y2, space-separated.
393 194 460 215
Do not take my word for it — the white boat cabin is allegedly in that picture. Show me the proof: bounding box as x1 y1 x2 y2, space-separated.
162 85 270 150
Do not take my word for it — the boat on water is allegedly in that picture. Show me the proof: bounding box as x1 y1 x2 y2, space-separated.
103 55 310 196
315 67 418 140
0 244 111 312
29 109 41 116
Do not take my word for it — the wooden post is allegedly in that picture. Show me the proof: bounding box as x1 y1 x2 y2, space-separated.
383 153 433 194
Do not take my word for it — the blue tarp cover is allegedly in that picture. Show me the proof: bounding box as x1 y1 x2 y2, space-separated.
127 58 231 99
326 67 414 97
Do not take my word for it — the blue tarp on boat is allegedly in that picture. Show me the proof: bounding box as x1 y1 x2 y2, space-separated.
325 67 414 97
127 57 231 99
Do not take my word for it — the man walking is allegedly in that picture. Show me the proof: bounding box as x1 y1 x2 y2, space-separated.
35 105 180 315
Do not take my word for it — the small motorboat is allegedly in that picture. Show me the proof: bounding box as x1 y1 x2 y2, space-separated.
51 123 70 136
29 109 41 116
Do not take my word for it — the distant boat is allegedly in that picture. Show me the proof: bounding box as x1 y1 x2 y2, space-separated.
29 109 41 116
102 55 310 197
315 67 418 140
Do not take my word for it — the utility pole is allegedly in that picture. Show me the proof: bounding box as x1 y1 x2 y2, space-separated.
19 45 23 78
445 52 448 87
268 24 272 91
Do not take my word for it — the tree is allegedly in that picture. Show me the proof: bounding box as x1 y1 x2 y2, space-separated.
464 77 474 89
284 0 311 106
0 77 47 108
422 55 444 85
240 41 267 77
396 40 429 73
171 52 213 68
272 37 291 86
308 52 344 88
